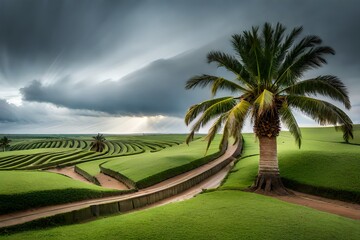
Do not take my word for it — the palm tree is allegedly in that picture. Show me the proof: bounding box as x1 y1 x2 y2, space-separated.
185 22 353 195
90 133 106 152
0 136 12 152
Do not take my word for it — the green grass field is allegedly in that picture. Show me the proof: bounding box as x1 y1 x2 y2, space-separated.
1 128 360 239
0 148 68 157
222 125 360 202
0 135 185 171
101 137 221 188
0 171 119 214
0 134 187 213
278 130 360 201
74 135 187 180
2 191 359 240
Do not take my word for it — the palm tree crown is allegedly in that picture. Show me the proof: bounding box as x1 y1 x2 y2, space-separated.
90 133 106 152
185 22 353 194
0 136 12 152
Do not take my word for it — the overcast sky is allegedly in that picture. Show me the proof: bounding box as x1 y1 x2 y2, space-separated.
0 0 359 134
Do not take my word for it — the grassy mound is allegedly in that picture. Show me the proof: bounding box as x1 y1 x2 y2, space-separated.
101 137 222 188
0 171 119 214
75 135 186 179
2 191 359 239
278 130 360 202
222 125 360 202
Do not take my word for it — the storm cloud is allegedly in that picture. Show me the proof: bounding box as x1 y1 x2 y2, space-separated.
20 44 222 117
1 0 360 133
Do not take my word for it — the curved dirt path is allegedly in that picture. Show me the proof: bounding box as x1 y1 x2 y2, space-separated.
275 191 360 220
47 167 91 183
95 173 129 190
47 167 128 190
133 161 234 211
0 144 238 228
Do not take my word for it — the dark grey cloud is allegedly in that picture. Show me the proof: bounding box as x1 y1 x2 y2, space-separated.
2 0 360 85
0 99 17 122
0 0 143 85
0 0 243 86
0 99 46 123
20 44 223 117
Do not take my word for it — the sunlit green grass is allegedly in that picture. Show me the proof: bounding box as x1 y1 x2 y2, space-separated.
75 135 186 177
0 171 118 214
221 134 259 190
300 125 360 144
0 148 68 158
2 191 359 240
222 125 360 201
101 137 221 188
0 171 110 195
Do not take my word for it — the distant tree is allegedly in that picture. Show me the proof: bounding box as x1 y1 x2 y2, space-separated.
0 136 12 152
90 133 106 152
185 22 353 195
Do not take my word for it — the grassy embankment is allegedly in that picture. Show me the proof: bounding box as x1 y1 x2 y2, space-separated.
221 125 360 202
75 135 186 179
100 136 222 188
0 171 119 214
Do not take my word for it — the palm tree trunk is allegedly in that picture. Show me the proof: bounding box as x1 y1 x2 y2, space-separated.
259 136 279 175
251 136 290 195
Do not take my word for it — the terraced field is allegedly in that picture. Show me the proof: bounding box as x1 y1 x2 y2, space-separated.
0 135 185 171
100 136 223 189
0 135 187 213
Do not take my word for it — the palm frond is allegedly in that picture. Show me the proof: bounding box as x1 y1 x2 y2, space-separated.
286 95 353 142
254 89 274 115
185 131 195 145
231 33 258 82
277 26 303 61
207 51 253 87
275 35 328 86
185 97 236 125
204 112 230 153
264 23 286 85
207 51 242 73
250 26 263 83
185 75 218 90
279 103 302 147
336 124 354 143
186 97 236 144
211 77 247 96
283 46 335 84
186 74 247 93
280 75 351 109
226 100 251 138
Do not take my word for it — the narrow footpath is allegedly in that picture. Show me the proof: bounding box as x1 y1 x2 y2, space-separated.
276 191 360 220
47 167 91 183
